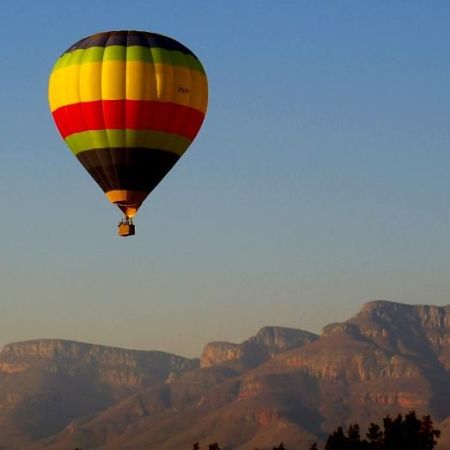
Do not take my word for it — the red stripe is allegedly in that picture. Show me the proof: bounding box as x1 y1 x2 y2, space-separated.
52 100 205 140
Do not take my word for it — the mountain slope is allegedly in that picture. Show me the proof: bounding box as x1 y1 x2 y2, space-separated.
0 301 448 450
0 339 198 448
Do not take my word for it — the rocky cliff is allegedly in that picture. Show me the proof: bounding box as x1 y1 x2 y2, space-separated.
200 326 318 368
0 339 198 386
0 340 198 448
345 300 450 368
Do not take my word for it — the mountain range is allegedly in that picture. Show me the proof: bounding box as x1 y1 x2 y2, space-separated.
0 300 448 449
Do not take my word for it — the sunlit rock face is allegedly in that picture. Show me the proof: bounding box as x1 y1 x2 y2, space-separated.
0 339 199 387
200 326 318 368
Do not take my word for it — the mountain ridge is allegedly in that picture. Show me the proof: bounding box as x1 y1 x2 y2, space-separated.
0 300 448 450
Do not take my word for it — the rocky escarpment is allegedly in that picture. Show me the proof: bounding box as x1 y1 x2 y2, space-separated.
237 301 450 431
200 326 318 368
0 300 448 450
0 339 199 387
345 300 450 366
0 340 199 447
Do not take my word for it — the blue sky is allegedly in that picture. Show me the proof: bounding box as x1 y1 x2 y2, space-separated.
1 1 450 356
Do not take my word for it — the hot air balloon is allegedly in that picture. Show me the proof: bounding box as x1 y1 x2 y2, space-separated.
48 30 208 236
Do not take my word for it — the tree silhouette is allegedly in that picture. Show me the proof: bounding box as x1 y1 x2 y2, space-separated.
366 423 383 449
323 411 440 450
381 412 440 450
188 411 440 450
325 426 351 450
208 443 220 450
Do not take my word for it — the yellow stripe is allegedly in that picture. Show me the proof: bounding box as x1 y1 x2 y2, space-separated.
49 61 208 113
80 60 102 103
48 50 82 109
65 129 192 156
102 61 126 100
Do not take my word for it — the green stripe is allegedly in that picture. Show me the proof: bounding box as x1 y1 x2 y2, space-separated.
52 46 205 73
65 129 192 155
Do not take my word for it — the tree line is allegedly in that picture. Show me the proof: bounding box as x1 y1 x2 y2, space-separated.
188 411 441 450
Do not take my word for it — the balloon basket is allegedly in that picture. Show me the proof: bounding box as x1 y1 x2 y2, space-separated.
118 218 135 237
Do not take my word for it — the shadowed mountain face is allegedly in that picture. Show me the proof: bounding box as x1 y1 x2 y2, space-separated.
0 301 448 450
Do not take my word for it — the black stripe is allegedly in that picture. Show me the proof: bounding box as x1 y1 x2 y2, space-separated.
65 31 195 56
77 148 180 193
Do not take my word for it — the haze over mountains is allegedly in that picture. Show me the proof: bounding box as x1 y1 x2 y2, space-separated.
0 300 448 449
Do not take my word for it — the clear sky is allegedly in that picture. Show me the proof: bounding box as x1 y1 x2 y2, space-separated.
1 1 450 357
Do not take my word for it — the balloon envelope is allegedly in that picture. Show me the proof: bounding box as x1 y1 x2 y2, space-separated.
49 30 208 218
